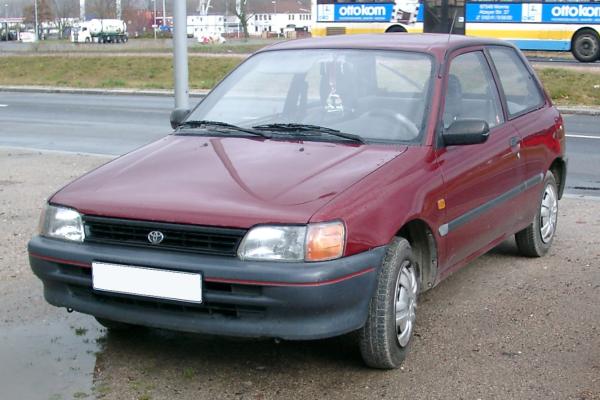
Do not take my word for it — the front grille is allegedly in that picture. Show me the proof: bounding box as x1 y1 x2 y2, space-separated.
69 285 266 319
83 216 246 256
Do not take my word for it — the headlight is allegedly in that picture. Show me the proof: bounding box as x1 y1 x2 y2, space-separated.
39 204 85 242
238 221 345 262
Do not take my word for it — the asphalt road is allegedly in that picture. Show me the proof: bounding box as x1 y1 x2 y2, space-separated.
0 91 599 196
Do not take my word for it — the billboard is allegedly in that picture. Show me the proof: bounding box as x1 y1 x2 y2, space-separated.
317 3 395 22
466 2 600 24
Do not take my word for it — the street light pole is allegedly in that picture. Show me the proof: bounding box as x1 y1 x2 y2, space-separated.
153 0 157 39
4 4 8 42
173 0 189 109
34 0 39 41
116 0 121 20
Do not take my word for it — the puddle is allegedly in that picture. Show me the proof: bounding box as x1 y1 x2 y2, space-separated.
0 314 104 400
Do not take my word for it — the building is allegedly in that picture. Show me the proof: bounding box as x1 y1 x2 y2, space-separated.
188 0 311 38
187 15 225 38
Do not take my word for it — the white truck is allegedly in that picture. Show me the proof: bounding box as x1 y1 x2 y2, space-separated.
71 19 128 44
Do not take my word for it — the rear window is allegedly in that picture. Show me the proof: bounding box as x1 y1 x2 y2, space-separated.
488 47 544 117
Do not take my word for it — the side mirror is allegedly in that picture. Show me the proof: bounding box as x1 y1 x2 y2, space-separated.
170 108 190 129
443 119 490 146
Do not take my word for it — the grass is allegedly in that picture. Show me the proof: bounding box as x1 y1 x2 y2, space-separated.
536 68 600 106
189 43 271 54
0 55 599 105
17 38 273 55
0 56 241 90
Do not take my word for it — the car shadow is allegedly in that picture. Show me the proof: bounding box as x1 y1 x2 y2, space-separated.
90 238 527 397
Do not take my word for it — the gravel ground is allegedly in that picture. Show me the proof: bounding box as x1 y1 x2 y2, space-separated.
1 149 599 400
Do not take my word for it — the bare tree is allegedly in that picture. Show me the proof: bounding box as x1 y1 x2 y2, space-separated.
198 0 211 15
52 0 77 39
87 0 116 18
229 0 252 39
23 0 54 24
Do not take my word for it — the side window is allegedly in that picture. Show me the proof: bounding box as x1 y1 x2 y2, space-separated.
443 51 503 130
488 47 544 117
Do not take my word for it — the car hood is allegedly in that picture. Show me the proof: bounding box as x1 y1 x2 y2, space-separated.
51 135 406 228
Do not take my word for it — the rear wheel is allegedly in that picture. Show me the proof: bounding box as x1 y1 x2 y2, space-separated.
572 30 600 62
359 237 419 369
516 171 558 257
386 25 407 33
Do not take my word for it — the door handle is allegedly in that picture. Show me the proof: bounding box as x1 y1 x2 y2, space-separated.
509 136 521 159
509 136 521 148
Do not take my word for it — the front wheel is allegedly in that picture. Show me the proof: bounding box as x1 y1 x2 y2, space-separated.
572 30 600 62
516 171 558 257
359 237 419 369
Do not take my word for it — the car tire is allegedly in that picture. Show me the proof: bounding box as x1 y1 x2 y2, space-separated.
359 237 419 369
515 171 558 257
95 317 137 331
572 29 600 63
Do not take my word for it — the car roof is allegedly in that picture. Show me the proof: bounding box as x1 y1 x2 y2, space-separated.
259 33 514 57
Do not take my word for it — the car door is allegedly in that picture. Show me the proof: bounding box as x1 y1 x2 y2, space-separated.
486 46 555 226
436 48 524 271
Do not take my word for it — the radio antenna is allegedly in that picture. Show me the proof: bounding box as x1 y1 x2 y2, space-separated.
447 9 458 45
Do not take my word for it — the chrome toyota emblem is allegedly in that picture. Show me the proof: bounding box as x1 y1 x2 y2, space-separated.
147 231 165 245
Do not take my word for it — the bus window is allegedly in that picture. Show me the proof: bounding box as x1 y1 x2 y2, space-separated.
424 0 465 34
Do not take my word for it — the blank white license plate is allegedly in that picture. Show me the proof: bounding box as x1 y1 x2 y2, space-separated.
92 262 202 303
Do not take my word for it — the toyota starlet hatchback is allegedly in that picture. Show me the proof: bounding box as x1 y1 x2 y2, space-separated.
29 34 566 369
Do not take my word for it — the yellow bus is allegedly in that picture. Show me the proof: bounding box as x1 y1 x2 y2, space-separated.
311 0 600 62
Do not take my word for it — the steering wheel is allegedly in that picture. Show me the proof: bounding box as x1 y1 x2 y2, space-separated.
365 109 420 140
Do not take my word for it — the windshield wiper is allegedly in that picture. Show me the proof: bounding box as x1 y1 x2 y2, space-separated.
252 123 365 144
178 120 272 139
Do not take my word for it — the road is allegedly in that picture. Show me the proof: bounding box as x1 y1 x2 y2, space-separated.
1 149 598 400
0 91 599 196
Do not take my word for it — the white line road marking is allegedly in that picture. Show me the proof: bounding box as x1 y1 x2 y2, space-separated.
0 104 8 107
566 134 600 139
0 145 115 157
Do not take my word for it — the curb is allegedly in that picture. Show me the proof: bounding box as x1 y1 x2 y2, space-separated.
1 86 598 115
0 86 209 97
556 106 600 116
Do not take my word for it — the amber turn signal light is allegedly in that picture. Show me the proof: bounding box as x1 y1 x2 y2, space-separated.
305 221 346 262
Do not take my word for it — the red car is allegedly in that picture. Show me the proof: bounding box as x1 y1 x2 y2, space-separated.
29 34 566 369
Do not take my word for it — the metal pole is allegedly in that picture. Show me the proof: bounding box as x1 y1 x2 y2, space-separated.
34 0 38 41
116 0 121 20
173 0 189 109
79 0 85 21
153 0 157 40
5 4 8 42
162 0 166 28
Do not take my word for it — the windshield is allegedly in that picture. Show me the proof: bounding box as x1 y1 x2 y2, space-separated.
186 49 434 143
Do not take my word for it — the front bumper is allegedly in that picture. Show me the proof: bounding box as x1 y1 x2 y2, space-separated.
28 236 386 340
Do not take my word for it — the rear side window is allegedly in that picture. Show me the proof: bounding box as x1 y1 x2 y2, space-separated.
488 47 544 117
